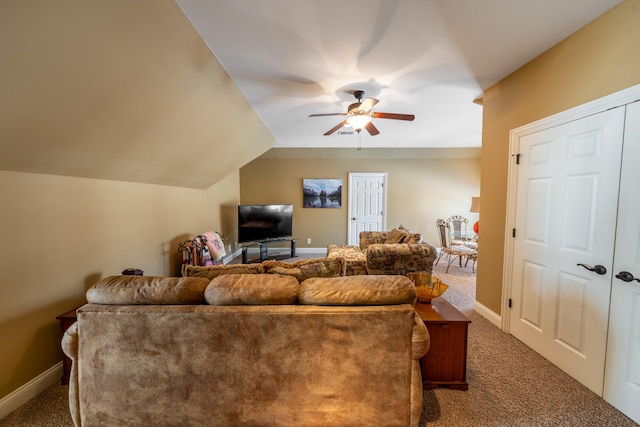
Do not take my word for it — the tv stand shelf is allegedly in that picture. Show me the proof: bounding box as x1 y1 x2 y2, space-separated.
241 238 296 263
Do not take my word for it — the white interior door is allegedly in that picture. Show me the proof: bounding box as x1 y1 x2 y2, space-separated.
604 101 640 424
348 173 386 245
509 107 625 394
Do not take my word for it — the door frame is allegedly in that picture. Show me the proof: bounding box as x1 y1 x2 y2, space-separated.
502 84 640 332
347 172 387 245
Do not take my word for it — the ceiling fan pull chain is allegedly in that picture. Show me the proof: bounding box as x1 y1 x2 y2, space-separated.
358 132 362 151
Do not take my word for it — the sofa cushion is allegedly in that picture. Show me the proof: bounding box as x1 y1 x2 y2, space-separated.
385 228 409 243
404 233 422 244
398 225 423 244
183 263 264 280
262 257 345 282
299 275 417 306
86 276 210 305
205 274 299 305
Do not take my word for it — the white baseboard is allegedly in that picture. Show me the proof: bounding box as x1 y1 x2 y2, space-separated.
474 300 502 328
294 247 325 254
0 362 62 420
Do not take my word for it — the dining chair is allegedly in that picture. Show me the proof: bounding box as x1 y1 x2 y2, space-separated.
435 219 477 273
447 215 479 250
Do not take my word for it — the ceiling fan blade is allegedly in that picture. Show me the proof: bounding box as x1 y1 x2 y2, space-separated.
324 121 347 136
359 97 379 112
309 113 347 117
371 112 415 121
365 122 380 136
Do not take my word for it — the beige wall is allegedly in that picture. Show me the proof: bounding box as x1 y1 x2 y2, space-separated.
0 170 238 398
205 170 242 255
478 0 640 315
0 0 266 399
0 0 275 190
240 152 480 249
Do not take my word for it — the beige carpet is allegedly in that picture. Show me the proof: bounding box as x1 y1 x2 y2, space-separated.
1 256 637 426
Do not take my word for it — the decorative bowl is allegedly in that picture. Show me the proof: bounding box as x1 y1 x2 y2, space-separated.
406 272 448 303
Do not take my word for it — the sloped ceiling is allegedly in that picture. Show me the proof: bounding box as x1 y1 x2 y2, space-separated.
0 0 275 189
177 0 621 150
0 0 622 188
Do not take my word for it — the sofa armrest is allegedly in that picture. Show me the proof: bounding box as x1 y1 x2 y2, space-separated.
365 243 436 275
412 312 430 359
61 322 80 427
410 312 429 427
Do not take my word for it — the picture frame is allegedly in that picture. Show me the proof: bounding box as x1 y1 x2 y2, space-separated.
303 178 342 208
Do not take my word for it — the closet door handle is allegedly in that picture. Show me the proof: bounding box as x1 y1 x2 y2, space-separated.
615 271 640 283
577 263 607 275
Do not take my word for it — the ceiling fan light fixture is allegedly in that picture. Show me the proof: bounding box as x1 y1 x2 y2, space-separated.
346 114 372 131
309 90 412 136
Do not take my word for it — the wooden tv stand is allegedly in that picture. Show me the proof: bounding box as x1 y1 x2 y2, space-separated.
241 238 296 263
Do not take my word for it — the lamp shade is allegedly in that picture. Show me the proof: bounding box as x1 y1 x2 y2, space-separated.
470 197 480 213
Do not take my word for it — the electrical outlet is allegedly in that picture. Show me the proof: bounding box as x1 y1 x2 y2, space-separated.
306 238 311 244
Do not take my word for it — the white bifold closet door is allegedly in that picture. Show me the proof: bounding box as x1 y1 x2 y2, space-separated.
603 100 640 424
509 106 625 395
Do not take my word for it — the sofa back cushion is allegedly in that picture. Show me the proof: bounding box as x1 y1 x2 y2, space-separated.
86 275 210 305
183 263 264 280
205 273 299 305
384 228 408 243
359 229 423 249
403 233 423 244
262 257 345 282
299 275 417 306
366 243 436 275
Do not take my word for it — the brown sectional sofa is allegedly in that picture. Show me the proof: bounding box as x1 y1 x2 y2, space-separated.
327 229 437 276
62 266 430 427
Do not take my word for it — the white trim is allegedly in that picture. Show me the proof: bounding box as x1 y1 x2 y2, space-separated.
474 301 502 328
0 362 62 420
502 84 640 332
294 247 326 254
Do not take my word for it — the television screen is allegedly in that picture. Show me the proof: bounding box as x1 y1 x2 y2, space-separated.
237 204 293 243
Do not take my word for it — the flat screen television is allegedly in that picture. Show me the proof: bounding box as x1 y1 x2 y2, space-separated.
237 204 293 243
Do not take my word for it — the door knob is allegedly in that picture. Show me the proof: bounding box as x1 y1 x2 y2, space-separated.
351 217 357 220
615 271 640 283
577 263 607 275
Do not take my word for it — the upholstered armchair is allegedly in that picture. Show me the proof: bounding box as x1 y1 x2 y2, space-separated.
327 227 436 275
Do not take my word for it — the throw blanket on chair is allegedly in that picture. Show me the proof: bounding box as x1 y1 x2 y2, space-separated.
179 232 226 276
202 231 226 261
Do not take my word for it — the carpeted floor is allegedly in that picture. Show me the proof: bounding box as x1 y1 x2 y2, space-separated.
1 254 637 426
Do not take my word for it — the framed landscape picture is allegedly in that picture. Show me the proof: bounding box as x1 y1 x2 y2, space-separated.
303 178 342 208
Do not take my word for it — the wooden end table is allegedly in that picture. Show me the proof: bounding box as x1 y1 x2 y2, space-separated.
57 306 81 385
414 297 471 390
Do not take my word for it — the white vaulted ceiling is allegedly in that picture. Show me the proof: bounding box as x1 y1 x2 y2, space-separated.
176 0 621 149
0 0 621 188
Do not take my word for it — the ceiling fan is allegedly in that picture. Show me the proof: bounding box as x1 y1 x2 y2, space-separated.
309 90 415 136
